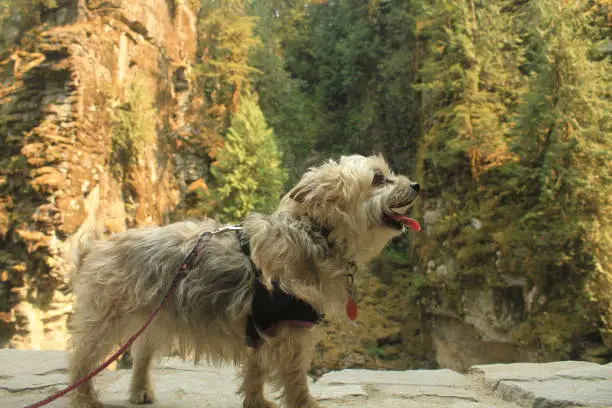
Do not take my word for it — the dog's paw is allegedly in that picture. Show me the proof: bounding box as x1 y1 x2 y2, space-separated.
284 397 325 408
128 387 155 405
243 398 278 408
70 398 104 408
303 402 325 408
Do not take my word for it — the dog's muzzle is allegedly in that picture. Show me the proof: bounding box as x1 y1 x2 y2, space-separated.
382 184 421 231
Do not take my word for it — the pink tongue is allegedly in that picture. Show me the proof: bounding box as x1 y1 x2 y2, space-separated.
389 213 421 231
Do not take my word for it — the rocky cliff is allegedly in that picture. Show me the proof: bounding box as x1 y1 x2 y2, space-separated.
0 0 203 349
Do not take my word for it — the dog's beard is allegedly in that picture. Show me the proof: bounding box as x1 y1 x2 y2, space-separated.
368 186 421 232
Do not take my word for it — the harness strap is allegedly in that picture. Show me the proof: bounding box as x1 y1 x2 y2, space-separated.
237 228 324 348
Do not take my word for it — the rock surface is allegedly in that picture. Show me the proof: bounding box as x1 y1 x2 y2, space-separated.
471 361 612 408
1 351 611 408
0 0 200 349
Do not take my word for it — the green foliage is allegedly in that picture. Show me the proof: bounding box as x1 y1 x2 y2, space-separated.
0 0 39 54
288 0 382 154
244 1 611 362
365 345 386 359
405 273 429 304
416 0 520 183
183 0 292 224
501 0 612 340
111 74 157 166
193 0 263 160
265 0 422 173
209 93 287 222
412 0 522 297
410 0 611 358
248 0 318 184
186 0 612 362
198 0 261 112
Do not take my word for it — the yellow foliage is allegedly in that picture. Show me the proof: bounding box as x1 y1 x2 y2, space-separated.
186 178 209 195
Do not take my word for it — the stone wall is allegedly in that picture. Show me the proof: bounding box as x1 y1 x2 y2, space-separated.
0 0 200 349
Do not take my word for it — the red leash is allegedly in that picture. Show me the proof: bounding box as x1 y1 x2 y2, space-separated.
24 277 183 408
23 228 218 408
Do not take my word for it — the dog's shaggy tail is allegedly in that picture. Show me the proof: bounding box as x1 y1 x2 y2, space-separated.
69 228 100 277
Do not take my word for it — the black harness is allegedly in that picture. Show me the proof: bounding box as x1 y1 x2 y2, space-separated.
237 230 325 348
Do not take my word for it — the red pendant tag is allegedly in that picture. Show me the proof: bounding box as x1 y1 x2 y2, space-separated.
346 297 358 320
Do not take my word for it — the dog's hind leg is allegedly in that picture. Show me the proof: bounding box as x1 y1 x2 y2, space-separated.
239 352 278 408
128 330 157 404
69 322 116 408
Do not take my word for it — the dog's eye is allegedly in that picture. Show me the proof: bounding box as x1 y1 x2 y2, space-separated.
372 171 386 187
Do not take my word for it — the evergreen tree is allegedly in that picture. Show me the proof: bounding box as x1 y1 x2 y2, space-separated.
413 0 520 272
209 92 288 222
274 0 423 168
502 0 612 353
372 0 422 170
196 0 261 158
415 0 518 183
183 0 289 223
248 0 318 184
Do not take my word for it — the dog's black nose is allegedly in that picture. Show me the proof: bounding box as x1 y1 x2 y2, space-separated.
411 183 420 193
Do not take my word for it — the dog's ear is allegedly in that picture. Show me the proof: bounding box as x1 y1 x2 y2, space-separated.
291 163 349 213
289 161 347 205
289 184 311 203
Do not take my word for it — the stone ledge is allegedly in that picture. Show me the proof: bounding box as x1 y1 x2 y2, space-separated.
471 360 612 408
317 368 469 387
497 379 612 408
470 361 611 388
1 351 610 408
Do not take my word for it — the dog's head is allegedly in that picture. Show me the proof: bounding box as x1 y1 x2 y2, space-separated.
280 155 420 263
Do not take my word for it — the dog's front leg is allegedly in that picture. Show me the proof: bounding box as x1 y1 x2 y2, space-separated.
277 363 321 408
240 351 278 408
272 330 323 408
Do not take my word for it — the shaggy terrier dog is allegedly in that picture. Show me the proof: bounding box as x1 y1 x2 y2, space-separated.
69 154 421 408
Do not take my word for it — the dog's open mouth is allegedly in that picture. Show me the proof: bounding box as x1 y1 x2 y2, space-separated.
383 203 421 231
